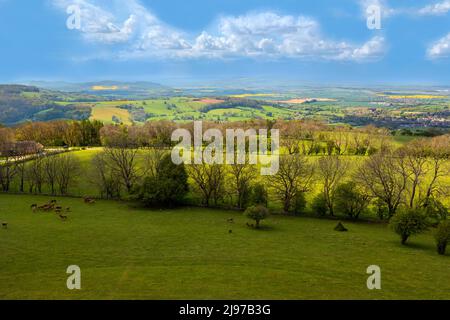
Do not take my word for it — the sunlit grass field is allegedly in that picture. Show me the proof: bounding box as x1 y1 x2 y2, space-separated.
0 194 449 300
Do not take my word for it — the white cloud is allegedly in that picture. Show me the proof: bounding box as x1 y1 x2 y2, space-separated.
53 0 386 62
53 0 185 47
427 33 450 59
192 12 385 61
418 1 450 16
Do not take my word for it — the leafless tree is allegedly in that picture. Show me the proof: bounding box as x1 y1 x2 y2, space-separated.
103 146 139 194
423 135 450 205
42 154 59 195
56 153 80 195
90 152 121 199
355 149 409 217
398 139 429 208
26 155 44 194
228 163 256 209
317 155 349 216
268 154 314 213
189 163 225 207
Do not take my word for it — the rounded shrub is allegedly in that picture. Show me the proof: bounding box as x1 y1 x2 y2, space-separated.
244 205 269 229
389 208 429 245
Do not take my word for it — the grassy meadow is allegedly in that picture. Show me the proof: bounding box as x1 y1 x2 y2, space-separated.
0 194 449 300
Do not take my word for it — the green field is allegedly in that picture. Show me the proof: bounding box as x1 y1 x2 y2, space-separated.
0 194 449 299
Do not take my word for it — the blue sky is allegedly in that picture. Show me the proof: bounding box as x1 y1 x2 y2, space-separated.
1 0 450 86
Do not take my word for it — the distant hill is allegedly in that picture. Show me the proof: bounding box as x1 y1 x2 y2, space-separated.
0 84 95 125
27 81 175 98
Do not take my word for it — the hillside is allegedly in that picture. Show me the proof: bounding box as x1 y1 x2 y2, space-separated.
0 85 98 125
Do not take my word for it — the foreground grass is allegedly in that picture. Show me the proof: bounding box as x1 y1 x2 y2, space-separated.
0 194 449 300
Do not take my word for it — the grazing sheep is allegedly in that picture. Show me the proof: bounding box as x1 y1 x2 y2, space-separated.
2 222 7 229
84 197 96 204
31 204 38 212
50 200 57 204
229 230 233 234
55 206 63 211
227 218 234 223
59 214 68 221
66 207 71 212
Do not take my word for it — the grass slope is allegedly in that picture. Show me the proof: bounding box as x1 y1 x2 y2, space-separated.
0 194 448 300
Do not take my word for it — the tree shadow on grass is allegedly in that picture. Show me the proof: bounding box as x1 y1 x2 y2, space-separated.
246 225 276 231
394 240 446 256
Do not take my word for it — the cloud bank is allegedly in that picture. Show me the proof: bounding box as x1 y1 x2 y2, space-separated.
53 0 385 62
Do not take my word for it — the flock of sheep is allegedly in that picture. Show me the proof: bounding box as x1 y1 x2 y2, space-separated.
1 196 97 230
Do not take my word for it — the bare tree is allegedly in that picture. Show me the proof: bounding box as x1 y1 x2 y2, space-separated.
269 154 314 213
143 148 168 179
103 146 139 193
399 140 429 208
56 153 80 195
0 142 20 192
317 155 349 216
0 157 18 192
26 155 44 194
228 163 256 209
189 163 225 207
42 154 59 195
356 150 409 218
422 135 450 206
90 152 121 199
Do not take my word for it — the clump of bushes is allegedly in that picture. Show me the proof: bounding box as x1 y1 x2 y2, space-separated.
244 205 269 229
133 154 188 207
293 192 307 215
311 193 328 216
434 220 450 255
249 183 268 207
389 208 429 245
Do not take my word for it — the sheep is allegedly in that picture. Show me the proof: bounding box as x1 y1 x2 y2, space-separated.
227 218 234 223
84 197 96 204
31 204 38 212
66 207 71 212
59 214 68 221
229 230 233 234
2 222 7 229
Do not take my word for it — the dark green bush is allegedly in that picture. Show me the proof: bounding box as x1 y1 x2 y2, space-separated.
389 208 429 245
434 220 450 255
293 191 307 215
133 154 188 207
244 205 269 229
311 193 329 216
250 183 268 207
